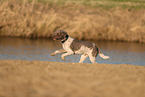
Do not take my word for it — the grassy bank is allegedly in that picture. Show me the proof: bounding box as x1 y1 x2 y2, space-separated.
0 0 145 42
0 60 145 97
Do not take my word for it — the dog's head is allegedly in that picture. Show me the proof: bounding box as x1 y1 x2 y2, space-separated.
52 30 68 41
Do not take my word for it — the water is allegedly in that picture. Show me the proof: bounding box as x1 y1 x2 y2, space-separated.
0 37 145 66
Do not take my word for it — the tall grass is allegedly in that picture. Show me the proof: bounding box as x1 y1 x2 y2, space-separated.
0 0 145 43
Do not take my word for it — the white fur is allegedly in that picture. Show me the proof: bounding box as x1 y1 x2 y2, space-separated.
99 53 110 59
79 54 88 63
75 46 92 54
62 37 74 54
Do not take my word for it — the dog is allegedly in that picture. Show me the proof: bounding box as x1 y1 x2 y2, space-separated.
51 30 109 63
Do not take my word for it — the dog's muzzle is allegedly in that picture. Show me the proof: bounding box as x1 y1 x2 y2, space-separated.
52 35 63 40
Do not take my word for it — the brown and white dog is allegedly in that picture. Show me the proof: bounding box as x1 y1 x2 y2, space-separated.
51 30 109 63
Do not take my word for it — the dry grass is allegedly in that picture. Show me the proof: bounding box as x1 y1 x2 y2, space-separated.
0 0 145 42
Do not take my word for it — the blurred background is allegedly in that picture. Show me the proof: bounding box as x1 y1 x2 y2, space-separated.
0 0 145 65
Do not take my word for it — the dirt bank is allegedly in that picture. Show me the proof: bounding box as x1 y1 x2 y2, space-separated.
0 60 145 97
0 0 145 43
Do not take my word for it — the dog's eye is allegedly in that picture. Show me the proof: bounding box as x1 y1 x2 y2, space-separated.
57 33 60 35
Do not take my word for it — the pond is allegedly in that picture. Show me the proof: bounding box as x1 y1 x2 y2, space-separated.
0 37 145 66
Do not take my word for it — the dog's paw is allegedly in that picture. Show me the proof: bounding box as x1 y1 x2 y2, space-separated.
61 57 65 61
51 53 55 56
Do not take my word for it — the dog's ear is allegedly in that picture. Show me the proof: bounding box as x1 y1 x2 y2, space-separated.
60 30 67 35
54 30 67 36
62 30 67 34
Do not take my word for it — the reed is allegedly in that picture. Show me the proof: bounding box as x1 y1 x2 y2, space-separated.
0 0 145 43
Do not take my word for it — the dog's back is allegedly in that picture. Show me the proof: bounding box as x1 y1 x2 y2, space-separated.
70 39 99 57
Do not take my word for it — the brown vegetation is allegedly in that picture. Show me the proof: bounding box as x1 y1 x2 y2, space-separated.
0 0 145 42
0 60 145 97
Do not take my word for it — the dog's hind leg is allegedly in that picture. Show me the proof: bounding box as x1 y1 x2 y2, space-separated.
79 54 88 63
88 54 96 64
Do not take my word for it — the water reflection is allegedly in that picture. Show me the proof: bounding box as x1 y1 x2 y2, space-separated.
0 37 145 66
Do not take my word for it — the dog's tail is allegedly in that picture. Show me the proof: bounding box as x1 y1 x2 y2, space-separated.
98 49 109 59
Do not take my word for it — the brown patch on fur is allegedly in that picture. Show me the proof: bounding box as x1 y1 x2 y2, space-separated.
92 45 99 57
70 39 94 53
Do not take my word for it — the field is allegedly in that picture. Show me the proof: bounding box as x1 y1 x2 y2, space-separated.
0 0 145 42
0 60 145 97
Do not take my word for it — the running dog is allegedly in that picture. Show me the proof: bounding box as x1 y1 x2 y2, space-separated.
51 30 109 63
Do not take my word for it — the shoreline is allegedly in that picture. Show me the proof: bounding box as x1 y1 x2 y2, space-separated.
0 60 145 97
0 35 144 44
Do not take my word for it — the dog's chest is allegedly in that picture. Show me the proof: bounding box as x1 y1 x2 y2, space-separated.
62 37 74 52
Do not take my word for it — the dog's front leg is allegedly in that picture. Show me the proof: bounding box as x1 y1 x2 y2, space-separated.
61 52 73 61
51 49 66 56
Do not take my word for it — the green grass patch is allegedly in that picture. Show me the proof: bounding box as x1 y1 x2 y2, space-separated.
35 0 145 9
2 0 145 9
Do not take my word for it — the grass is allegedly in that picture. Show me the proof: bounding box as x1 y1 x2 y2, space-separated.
3 0 145 9
0 0 145 43
37 0 145 9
